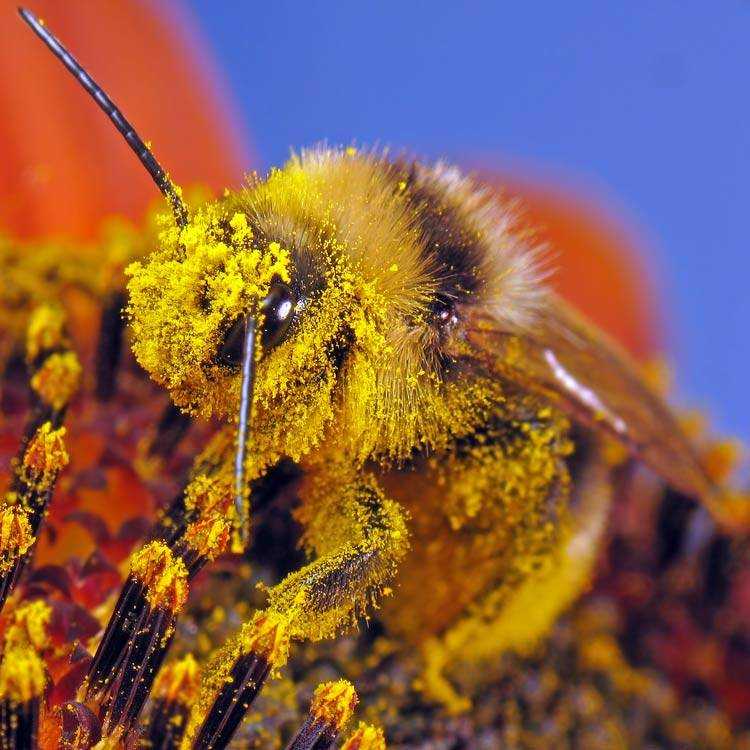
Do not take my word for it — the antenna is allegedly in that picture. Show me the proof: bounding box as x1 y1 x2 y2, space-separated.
19 7 189 227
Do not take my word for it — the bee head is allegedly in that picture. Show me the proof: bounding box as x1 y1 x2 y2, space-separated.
127 152 434 460
126 192 370 446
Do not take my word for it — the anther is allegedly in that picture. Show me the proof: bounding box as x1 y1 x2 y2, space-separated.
86 542 189 737
187 611 291 750
341 722 387 750
285 679 358 750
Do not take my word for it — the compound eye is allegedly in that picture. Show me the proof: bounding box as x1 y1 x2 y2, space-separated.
431 297 459 329
260 281 297 349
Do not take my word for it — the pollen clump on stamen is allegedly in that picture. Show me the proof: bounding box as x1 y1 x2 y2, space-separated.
310 679 358 731
153 653 201 706
21 422 69 486
0 505 34 572
184 473 233 516
238 610 292 668
183 515 231 561
29 351 82 411
341 723 387 750
0 643 46 704
129 541 189 613
25 304 66 361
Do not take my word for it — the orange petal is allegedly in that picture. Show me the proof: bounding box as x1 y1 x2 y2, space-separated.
0 0 249 241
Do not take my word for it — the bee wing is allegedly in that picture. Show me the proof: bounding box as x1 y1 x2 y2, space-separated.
462 295 714 502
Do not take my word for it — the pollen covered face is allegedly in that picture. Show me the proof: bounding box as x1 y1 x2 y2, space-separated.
126 201 290 418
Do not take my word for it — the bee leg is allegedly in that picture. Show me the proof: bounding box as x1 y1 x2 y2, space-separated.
420 445 613 714
94 290 126 401
184 468 408 750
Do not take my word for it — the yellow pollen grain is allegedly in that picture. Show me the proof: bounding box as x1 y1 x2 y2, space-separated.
25 304 66 362
30 351 81 411
0 506 34 572
341 722 387 750
310 679 358 731
22 422 69 483
0 644 46 703
129 541 189 613
154 653 200 705
239 610 292 668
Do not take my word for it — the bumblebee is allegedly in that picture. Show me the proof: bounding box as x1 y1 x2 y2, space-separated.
17 7 723 744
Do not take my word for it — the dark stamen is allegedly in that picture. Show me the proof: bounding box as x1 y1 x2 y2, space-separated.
0 643 45 750
285 680 358 750
187 611 290 750
192 651 271 750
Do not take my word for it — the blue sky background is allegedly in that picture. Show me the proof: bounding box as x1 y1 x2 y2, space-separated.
186 1 748 443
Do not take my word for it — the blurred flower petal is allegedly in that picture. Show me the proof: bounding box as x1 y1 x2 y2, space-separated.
0 0 250 241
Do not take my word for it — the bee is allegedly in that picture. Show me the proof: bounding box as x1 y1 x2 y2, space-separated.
17 6 723 745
